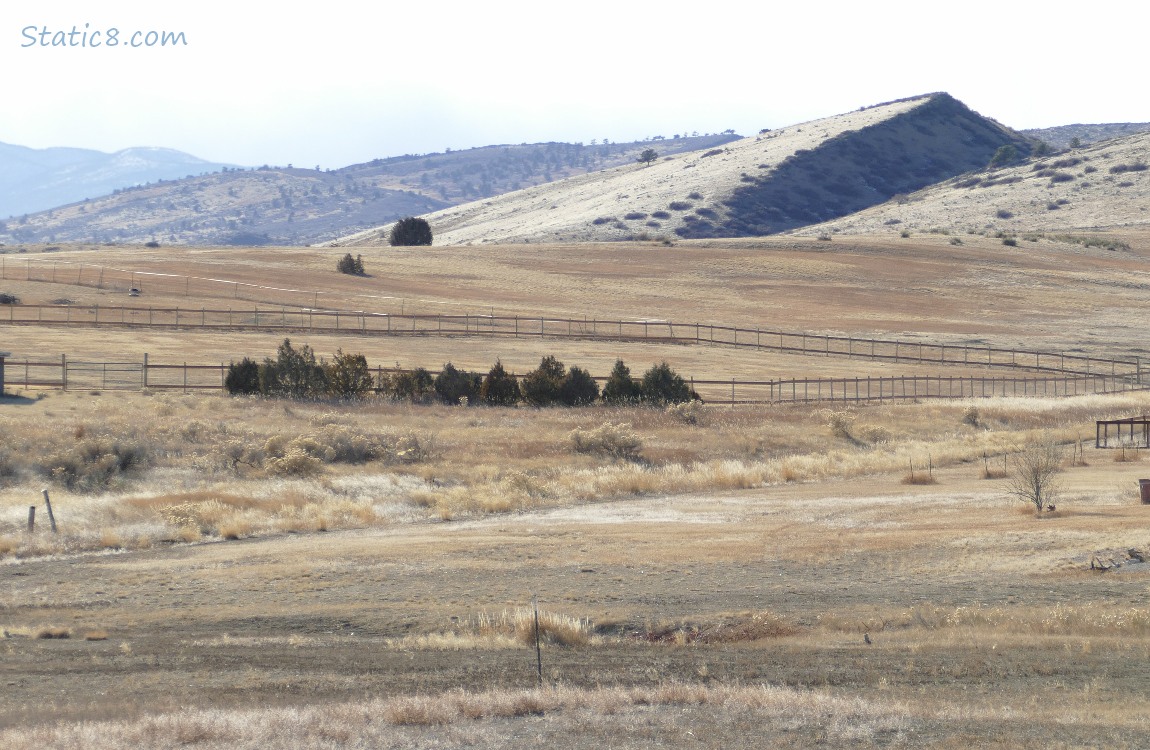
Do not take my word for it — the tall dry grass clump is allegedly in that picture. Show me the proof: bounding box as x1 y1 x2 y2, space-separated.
569 422 642 460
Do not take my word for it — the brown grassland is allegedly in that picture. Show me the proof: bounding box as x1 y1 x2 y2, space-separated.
3 235 1150 747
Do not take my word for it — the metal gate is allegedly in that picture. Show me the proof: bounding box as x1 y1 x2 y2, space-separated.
65 361 144 391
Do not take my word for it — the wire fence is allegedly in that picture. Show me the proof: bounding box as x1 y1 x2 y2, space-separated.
2 303 1142 380
2 355 1143 403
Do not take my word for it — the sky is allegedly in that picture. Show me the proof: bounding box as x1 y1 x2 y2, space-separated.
3 0 1148 169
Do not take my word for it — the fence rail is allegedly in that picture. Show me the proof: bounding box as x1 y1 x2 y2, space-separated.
2 356 1143 404
2 303 1142 380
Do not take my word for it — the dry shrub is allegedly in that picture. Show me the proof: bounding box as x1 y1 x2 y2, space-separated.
41 438 150 491
1112 445 1142 463
963 405 981 427
823 409 855 440
860 425 891 444
383 695 457 726
0 535 18 556
471 608 591 647
34 625 72 639
218 518 253 540
665 400 704 425
265 447 324 477
695 611 800 642
98 528 122 549
901 471 938 485
84 629 109 641
570 422 642 459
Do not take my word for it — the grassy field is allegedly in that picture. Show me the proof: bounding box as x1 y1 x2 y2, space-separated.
3 236 1150 747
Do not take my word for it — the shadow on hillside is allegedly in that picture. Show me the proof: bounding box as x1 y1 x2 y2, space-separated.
677 94 1035 238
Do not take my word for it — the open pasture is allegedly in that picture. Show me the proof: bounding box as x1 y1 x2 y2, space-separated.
4 233 1150 747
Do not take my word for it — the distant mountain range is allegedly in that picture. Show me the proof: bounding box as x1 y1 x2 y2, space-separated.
0 142 236 217
0 135 739 246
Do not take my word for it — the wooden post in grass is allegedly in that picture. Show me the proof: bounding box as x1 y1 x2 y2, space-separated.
42 489 57 533
532 594 543 687
27 505 35 533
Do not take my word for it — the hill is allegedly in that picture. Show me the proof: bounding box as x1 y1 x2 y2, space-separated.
1023 123 1150 150
336 93 1036 246
0 141 235 218
796 129 1150 237
0 136 738 247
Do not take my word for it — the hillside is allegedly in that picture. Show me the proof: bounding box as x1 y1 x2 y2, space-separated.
0 136 737 247
0 142 235 218
1023 123 1150 150
337 93 1036 246
797 130 1150 237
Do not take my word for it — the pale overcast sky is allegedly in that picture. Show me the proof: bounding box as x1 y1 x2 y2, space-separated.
3 0 1146 168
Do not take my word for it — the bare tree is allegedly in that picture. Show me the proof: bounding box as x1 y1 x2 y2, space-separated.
1006 441 1063 514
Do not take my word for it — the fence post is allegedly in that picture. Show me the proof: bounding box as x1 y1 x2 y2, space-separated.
183 362 188 393
27 506 35 533
42 489 57 533
143 353 149 389
61 354 67 391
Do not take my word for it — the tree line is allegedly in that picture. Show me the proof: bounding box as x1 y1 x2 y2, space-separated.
225 339 698 406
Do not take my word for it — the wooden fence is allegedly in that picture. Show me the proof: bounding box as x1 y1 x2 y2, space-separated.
3 356 1143 404
2 303 1142 380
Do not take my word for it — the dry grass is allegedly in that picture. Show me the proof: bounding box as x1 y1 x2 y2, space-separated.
2 391 1148 559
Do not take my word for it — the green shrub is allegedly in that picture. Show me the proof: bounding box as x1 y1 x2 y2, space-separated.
224 357 261 395
521 355 566 406
434 363 482 405
640 362 694 406
337 253 365 275
387 367 436 404
602 359 642 405
325 350 374 398
560 366 600 406
988 144 1018 169
480 360 520 406
260 339 327 398
389 217 432 246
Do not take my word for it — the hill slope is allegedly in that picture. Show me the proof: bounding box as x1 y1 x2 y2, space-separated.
0 142 235 218
338 93 1035 246
796 130 1150 237
1023 123 1150 150
0 136 737 247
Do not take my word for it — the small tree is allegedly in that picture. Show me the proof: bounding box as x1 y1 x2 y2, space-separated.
521 355 566 406
387 367 436 403
261 339 326 398
325 349 374 398
637 148 659 166
560 365 600 406
389 217 433 246
224 357 260 395
480 360 520 406
434 362 482 405
988 144 1019 169
602 359 642 405
1006 441 1063 514
640 361 693 406
337 253 366 275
